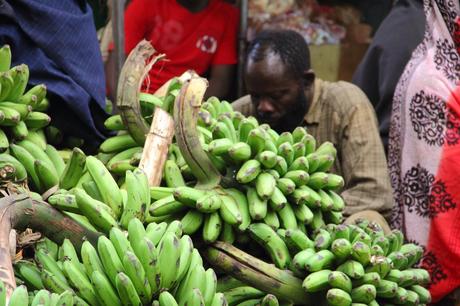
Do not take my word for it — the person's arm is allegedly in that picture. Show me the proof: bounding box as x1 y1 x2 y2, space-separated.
205 64 235 99
338 89 394 220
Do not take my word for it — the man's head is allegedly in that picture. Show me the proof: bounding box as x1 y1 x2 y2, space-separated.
245 29 315 132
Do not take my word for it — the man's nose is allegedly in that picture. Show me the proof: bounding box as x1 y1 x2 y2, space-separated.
258 99 275 113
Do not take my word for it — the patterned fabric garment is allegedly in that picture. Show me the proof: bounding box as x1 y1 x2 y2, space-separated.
388 0 460 301
233 78 394 219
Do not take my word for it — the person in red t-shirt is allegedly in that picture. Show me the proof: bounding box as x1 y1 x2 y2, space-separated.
122 0 239 98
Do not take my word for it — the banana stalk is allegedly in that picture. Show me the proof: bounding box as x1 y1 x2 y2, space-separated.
204 241 312 305
0 194 102 302
116 40 166 145
173 78 221 189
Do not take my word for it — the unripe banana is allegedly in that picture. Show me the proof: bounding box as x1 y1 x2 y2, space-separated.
115 272 142 306
158 232 181 290
90 270 122 306
248 223 291 269
302 269 331 292
256 172 276 200
86 156 122 217
219 194 242 225
122 251 151 304
97 237 125 290
326 288 352 306
328 271 352 293
203 211 223 244
236 159 261 184
247 187 268 220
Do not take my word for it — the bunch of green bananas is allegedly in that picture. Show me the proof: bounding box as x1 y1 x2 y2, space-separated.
14 218 226 306
274 220 431 306
143 96 344 247
0 45 52 152
47 159 151 232
0 281 84 306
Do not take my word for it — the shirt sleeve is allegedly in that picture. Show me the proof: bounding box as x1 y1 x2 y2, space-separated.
337 88 394 220
211 6 239 65
124 0 150 54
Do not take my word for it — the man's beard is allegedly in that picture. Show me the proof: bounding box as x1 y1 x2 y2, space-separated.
259 90 309 133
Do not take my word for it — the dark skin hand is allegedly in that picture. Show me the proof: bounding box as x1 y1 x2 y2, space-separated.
245 51 316 132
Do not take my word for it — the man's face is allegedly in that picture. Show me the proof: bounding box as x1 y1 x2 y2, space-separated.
245 52 310 132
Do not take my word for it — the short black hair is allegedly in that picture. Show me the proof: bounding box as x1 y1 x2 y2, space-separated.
246 29 311 79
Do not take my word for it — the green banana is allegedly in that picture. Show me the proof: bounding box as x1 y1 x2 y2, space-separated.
90 270 122 306
326 288 352 306
86 156 122 218
158 231 181 290
74 188 118 233
236 159 261 184
164 159 186 187
115 272 142 306
23 111 51 128
14 260 44 290
255 172 277 200
203 211 223 243
10 120 28 141
8 285 28 306
45 144 65 178
0 45 11 72
247 187 268 220
248 223 291 269
337 260 365 279
97 236 125 288
81 241 105 279
62 260 100 306
351 284 376 304
328 271 352 293
99 134 138 153
122 251 151 304
219 194 243 226
302 269 331 292
59 147 86 190
34 159 59 191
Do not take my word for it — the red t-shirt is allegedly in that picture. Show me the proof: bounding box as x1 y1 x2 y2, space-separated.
125 0 239 93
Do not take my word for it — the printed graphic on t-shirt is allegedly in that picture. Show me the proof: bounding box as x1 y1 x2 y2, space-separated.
196 35 218 54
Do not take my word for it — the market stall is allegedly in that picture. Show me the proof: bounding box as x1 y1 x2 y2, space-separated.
0 40 431 305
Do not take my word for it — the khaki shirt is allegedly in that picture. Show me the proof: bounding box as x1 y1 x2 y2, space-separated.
232 78 394 219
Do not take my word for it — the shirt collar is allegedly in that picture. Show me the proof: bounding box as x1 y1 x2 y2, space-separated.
304 78 323 124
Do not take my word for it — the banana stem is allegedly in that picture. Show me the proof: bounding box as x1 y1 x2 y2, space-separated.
116 40 166 145
204 241 313 305
173 78 221 189
0 194 102 300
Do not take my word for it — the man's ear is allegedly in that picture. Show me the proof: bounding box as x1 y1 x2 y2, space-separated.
302 69 315 87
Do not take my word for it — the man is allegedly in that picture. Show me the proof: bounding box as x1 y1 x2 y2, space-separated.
233 29 393 220
122 0 239 98
353 0 425 155
0 0 110 152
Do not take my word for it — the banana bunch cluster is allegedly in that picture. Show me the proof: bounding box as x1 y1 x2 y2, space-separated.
274 220 431 306
48 154 151 232
146 96 345 246
0 45 52 152
0 281 85 306
15 218 225 306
